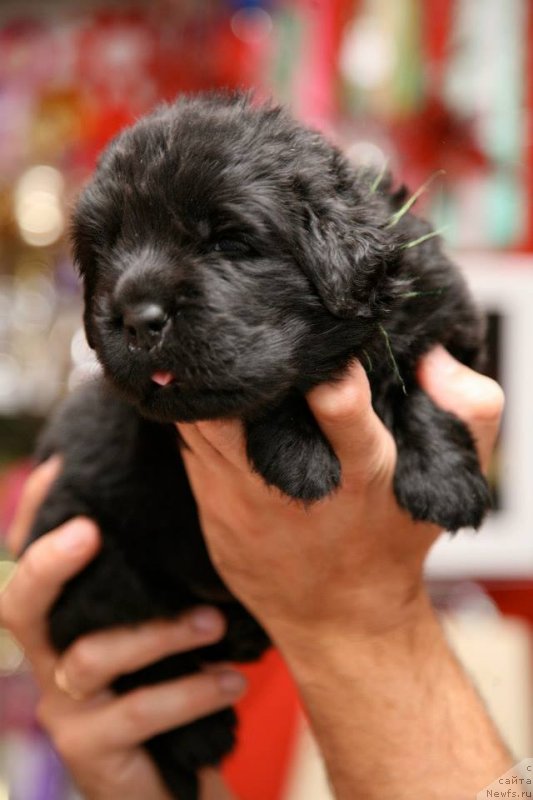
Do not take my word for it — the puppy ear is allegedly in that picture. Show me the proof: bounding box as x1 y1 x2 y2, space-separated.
294 155 401 319
70 177 122 351
71 206 98 350
81 281 97 351
298 197 398 319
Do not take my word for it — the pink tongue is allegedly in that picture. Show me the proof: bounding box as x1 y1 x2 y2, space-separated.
151 371 175 387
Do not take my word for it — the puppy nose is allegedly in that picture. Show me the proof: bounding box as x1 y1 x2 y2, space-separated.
123 303 169 350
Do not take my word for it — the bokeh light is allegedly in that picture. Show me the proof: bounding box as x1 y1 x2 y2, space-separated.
231 8 273 44
14 165 65 247
340 14 396 89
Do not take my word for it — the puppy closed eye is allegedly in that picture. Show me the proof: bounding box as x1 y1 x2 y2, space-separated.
212 238 256 258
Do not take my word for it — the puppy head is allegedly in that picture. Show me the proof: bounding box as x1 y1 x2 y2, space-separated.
72 93 402 422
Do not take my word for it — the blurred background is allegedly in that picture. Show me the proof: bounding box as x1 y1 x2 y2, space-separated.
0 1 531 798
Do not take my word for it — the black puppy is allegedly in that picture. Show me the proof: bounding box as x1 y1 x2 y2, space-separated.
29 92 490 799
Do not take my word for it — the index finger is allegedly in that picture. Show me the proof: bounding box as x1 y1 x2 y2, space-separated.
0 518 100 680
307 360 396 485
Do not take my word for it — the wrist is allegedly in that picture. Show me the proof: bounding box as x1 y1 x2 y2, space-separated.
269 581 435 678
267 568 431 652
270 585 512 799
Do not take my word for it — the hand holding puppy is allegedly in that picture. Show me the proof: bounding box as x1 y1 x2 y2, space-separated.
1 472 239 800
177 347 503 644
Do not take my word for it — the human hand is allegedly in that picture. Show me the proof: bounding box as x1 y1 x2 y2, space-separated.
1 461 241 800
177 346 504 648
178 348 509 800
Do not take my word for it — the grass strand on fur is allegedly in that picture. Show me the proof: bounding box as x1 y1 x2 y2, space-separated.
368 159 389 194
400 288 447 299
402 225 449 250
387 170 446 227
378 324 407 395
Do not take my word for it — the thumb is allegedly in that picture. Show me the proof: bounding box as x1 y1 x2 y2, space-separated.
418 346 504 473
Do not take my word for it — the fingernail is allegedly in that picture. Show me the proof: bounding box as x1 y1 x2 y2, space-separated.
216 669 247 695
54 521 95 553
190 607 224 635
425 345 459 375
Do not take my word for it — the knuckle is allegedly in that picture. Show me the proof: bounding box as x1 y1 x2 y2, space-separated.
122 688 152 728
65 640 99 685
319 400 350 425
315 383 363 425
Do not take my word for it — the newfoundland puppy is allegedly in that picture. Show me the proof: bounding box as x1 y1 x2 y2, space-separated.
28 92 489 799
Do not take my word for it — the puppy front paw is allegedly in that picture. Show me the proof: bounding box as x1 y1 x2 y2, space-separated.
249 432 341 501
246 396 341 502
394 459 491 532
392 388 492 532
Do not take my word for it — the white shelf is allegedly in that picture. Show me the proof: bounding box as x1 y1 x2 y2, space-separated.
426 253 533 579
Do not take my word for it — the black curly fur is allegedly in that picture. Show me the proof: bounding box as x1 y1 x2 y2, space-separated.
28 92 490 799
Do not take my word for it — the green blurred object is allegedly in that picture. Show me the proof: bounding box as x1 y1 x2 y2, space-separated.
0 416 43 466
